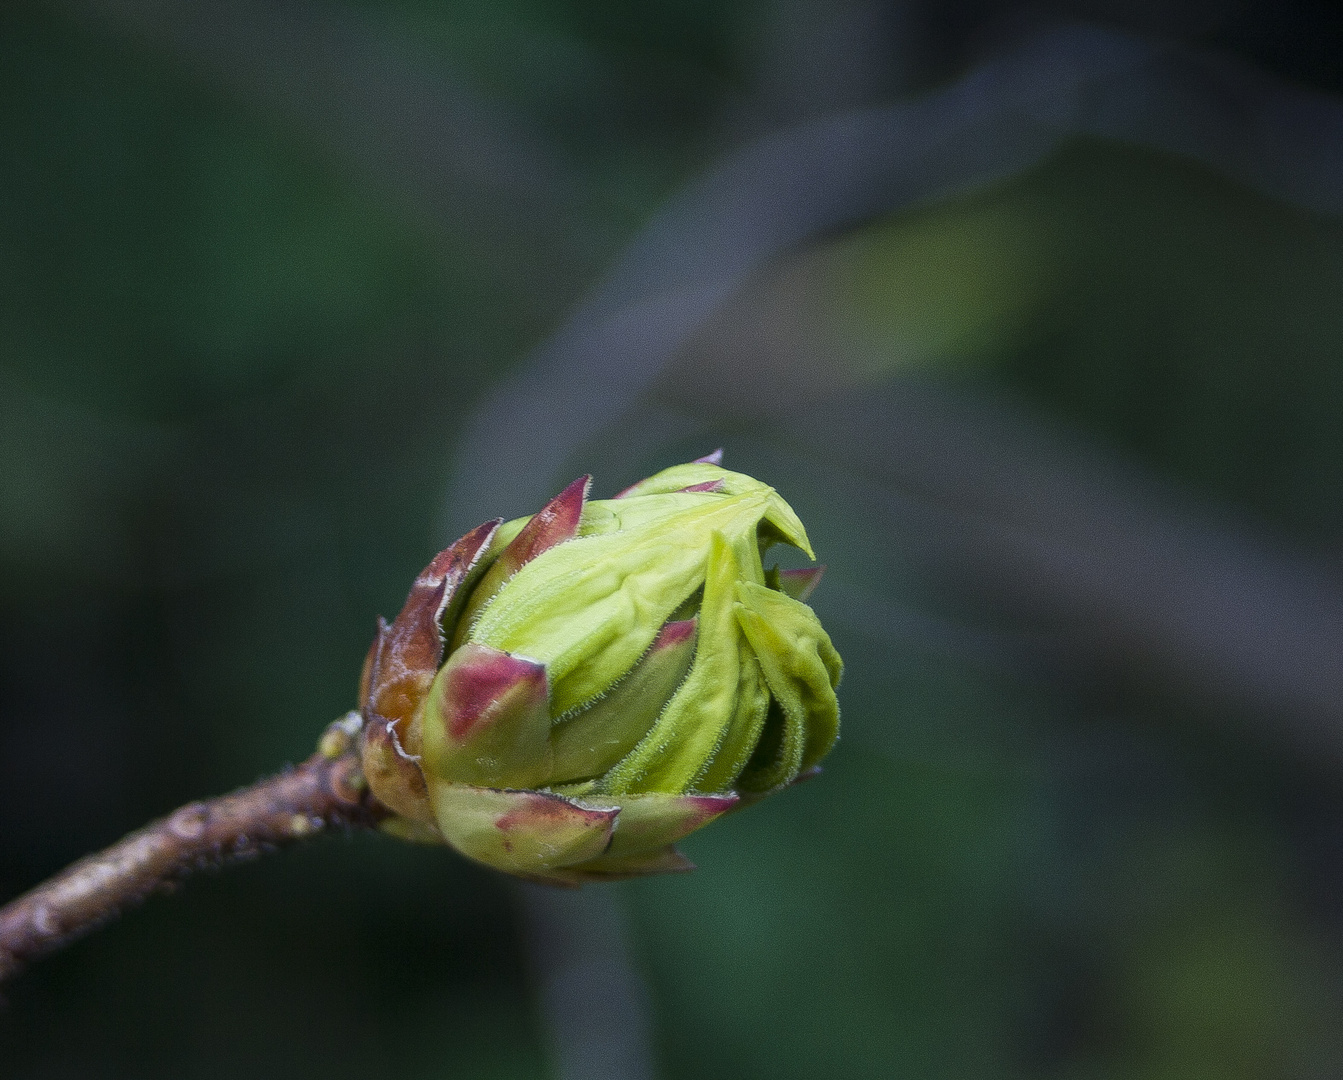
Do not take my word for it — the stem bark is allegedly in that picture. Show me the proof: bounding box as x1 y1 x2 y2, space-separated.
0 747 382 983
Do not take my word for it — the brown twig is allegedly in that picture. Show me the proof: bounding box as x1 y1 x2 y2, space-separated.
0 718 384 984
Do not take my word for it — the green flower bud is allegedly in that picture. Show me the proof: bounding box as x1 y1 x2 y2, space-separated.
358 455 842 884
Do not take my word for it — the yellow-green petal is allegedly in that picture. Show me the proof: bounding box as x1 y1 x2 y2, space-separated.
734 581 842 783
600 531 746 794
549 618 698 784
471 489 780 714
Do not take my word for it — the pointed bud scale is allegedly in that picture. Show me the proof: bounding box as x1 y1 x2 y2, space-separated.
360 520 499 825
450 475 590 651
362 518 501 733
355 458 841 879
503 474 590 567
361 701 436 827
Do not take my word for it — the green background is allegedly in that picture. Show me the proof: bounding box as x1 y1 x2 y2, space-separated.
6 2 1343 1077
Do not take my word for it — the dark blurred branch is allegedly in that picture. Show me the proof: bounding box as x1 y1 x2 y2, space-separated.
788 382 1343 748
450 22 1343 528
451 22 1343 758
517 885 658 1080
0 719 381 984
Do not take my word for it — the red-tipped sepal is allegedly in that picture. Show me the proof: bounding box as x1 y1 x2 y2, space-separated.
590 792 740 860
429 785 619 875
421 643 554 789
526 792 738 883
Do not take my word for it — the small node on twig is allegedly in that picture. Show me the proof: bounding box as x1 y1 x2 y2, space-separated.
319 711 364 759
0 740 386 985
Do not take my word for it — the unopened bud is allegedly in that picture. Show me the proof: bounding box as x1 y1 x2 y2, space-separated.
358 457 841 883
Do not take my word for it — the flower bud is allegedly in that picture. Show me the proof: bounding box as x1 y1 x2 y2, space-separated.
358 456 842 883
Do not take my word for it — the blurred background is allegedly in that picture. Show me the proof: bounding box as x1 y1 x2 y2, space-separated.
7 1 1343 1077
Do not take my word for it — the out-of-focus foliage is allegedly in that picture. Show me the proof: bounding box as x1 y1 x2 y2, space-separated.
6 1 1343 1078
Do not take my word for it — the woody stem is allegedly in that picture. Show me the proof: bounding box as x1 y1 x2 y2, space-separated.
0 740 384 985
